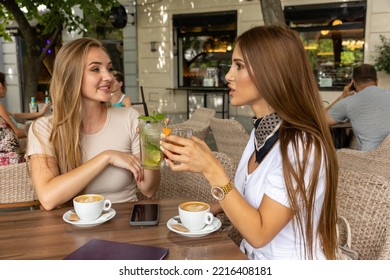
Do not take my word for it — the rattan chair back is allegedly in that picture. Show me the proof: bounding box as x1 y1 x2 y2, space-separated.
132 104 158 116
0 162 39 209
337 168 390 259
210 117 249 166
337 134 390 182
168 107 216 141
138 152 234 201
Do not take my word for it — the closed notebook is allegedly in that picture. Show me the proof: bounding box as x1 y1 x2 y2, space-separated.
64 239 168 260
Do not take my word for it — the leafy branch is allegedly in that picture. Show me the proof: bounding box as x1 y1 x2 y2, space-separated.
374 35 390 75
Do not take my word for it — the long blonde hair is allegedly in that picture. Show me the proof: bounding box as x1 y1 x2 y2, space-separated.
49 37 108 173
236 25 338 259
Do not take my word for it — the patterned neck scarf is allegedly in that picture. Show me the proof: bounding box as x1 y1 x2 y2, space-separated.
252 112 282 163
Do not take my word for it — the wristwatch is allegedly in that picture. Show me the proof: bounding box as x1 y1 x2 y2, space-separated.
211 180 234 201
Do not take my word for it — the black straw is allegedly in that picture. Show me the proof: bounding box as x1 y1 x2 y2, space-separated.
140 86 149 117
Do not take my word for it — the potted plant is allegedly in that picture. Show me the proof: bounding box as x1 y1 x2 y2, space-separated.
374 35 390 75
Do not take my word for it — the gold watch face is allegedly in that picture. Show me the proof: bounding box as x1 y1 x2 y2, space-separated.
211 186 224 200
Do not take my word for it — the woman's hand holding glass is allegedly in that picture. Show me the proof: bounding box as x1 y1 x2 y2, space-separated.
160 132 224 180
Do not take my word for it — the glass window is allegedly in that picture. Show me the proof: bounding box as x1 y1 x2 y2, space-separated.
285 1 366 90
173 11 237 88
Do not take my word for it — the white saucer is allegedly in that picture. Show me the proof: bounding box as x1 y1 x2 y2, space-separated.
63 208 116 228
167 216 222 238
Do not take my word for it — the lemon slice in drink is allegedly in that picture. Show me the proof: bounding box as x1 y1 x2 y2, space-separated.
151 150 161 163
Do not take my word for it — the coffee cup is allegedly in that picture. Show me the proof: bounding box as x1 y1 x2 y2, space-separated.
178 201 214 231
73 194 111 221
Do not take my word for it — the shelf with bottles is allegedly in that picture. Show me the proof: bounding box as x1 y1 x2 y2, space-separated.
182 52 231 88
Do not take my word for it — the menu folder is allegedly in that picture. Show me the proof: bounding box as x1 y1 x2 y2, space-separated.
64 239 168 260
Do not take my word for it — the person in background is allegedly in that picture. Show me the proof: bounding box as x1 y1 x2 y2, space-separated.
0 72 25 165
325 64 390 151
110 70 132 107
27 38 160 210
0 72 51 138
161 25 338 260
0 115 25 165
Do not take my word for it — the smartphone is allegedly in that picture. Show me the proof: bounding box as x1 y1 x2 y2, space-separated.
130 204 159 226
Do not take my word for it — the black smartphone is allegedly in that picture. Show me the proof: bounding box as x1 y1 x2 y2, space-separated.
130 204 159 226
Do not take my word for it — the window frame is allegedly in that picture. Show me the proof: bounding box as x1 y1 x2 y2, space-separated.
284 1 367 91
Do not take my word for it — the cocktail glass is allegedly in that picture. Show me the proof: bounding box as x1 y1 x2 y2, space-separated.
139 119 164 170
170 128 193 165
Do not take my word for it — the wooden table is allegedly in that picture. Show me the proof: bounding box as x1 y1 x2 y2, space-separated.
0 198 247 260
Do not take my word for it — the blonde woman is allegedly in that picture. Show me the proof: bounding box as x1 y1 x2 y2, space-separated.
27 38 160 210
161 25 338 259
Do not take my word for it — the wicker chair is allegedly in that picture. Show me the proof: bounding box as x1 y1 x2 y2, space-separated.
337 134 390 181
337 168 390 259
168 107 216 141
0 162 40 209
210 117 250 166
132 104 158 116
137 152 235 201
137 151 242 245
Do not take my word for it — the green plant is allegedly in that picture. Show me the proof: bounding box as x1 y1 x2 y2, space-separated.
374 35 390 75
138 111 165 124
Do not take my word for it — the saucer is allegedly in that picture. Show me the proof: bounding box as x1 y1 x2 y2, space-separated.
167 216 221 238
63 208 116 228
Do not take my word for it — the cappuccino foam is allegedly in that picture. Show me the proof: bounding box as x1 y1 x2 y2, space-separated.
75 195 102 203
181 202 208 212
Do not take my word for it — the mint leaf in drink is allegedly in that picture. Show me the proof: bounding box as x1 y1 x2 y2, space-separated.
138 111 165 123
146 142 160 152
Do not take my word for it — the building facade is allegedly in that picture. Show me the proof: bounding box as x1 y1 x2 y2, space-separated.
1 0 389 118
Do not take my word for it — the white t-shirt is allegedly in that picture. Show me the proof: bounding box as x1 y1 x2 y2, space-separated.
235 129 326 260
27 106 141 203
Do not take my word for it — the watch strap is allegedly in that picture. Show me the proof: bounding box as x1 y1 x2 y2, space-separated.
211 180 234 200
220 180 234 194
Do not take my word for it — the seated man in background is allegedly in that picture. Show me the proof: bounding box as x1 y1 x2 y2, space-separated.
325 64 390 151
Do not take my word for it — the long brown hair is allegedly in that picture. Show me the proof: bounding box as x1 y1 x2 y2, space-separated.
49 37 108 173
236 25 338 259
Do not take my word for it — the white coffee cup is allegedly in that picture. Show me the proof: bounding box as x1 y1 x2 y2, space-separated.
73 194 111 221
178 201 214 231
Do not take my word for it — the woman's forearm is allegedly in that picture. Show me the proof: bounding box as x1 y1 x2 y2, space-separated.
14 111 44 120
137 169 161 197
32 151 112 210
